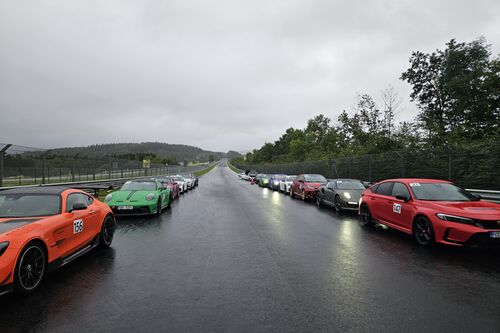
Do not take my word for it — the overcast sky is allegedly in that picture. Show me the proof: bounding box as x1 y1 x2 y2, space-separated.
1 1 499 152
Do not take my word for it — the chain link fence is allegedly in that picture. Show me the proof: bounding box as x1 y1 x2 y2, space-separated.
0 144 210 187
234 145 500 190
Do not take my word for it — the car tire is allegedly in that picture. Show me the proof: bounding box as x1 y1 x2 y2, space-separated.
14 241 46 294
289 187 294 198
301 190 306 201
360 204 374 227
334 195 342 213
316 195 322 207
155 200 162 215
413 216 435 246
99 215 115 248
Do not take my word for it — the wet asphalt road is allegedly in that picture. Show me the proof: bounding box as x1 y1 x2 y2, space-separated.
1 161 500 332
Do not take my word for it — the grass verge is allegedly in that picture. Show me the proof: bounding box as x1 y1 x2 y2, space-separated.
228 162 242 174
194 162 218 177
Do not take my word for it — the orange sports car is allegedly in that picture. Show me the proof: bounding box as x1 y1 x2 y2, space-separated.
0 186 115 295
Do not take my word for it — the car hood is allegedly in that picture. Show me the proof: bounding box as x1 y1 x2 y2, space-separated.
0 217 44 238
418 200 500 219
304 182 326 189
109 190 157 203
338 189 363 201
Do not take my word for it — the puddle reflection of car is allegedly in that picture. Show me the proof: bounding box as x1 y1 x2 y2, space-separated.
316 179 365 212
0 186 115 295
359 179 500 247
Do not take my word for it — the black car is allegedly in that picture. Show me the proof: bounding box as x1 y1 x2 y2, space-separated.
316 179 365 212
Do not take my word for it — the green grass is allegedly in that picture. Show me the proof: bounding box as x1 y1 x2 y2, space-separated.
193 162 219 177
228 162 242 174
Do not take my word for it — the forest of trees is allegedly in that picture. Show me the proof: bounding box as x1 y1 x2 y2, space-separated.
237 37 499 165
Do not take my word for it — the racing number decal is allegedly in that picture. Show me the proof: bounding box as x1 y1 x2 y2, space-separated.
393 203 402 214
73 219 84 234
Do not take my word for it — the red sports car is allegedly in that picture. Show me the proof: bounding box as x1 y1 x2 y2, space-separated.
0 186 115 295
290 174 327 200
359 178 500 247
156 177 180 200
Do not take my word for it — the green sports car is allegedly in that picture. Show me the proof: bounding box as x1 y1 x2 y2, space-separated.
105 179 171 216
258 174 271 187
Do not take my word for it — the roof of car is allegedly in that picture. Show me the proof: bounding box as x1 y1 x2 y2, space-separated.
0 186 72 195
379 178 451 183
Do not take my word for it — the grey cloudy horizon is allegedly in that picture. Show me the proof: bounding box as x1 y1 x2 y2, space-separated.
1 0 499 153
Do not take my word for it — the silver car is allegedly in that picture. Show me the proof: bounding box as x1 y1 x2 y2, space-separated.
279 175 297 193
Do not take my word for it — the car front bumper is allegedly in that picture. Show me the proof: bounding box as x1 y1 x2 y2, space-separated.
110 203 156 216
432 217 500 247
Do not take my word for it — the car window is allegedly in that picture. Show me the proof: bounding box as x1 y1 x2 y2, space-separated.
66 193 91 212
327 182 335 189
0 194 61 217
392 182 410 198
374 182 394 196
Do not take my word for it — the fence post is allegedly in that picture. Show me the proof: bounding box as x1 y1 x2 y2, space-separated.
42 157 46 184
0 144 12 188
72 159 76 182
448 152 452 180
368 155 372 183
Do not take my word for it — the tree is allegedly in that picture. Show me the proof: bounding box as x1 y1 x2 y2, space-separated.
401 37 499 145
381 85 402 138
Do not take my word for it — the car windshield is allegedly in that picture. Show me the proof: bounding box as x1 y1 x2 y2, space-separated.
0 194 61 217
336 180 365 190
304 174 327 182
172 176 184 181
410 182 476 201
286 176 297 181
120 181 157 191
273 175 286 180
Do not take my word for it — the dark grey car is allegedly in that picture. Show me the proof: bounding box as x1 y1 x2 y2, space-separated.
316 179 365 212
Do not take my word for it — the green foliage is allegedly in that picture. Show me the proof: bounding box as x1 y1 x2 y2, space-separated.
401 37 499 145
242 37 498 166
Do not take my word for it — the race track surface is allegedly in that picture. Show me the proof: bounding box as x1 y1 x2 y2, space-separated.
1 161 499 332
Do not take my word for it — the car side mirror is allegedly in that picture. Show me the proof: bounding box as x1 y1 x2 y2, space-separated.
71 202 87 212
395 195 410 203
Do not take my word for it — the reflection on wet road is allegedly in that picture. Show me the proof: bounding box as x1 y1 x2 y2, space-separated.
1 162 499 332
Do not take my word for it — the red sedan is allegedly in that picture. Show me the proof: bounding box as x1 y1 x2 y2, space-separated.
290 174 327 201
359 178 500 247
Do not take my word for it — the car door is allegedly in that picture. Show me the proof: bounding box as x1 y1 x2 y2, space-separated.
63 193 98 256
323 182 335 206
370 182 394 223
388 182 413 230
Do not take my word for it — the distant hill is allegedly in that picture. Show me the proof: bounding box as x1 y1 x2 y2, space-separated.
48 142 226 162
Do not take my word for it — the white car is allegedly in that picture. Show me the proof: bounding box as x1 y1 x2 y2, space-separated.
239 172 251 181
172 175 187 193
183 174 196 189
279 175 297 193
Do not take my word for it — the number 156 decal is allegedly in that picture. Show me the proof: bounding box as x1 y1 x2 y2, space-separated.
73 219 84 234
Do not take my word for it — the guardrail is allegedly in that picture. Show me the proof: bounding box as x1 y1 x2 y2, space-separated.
466 189 500 203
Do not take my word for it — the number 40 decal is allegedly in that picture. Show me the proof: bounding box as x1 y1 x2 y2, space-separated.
73 219 84 234
393 203 402 214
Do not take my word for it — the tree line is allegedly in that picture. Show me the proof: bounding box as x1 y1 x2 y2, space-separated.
237 37 499 165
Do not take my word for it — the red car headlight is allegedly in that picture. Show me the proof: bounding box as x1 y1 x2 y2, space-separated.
436 213 474 225
0 241 9 256
306 185 316 190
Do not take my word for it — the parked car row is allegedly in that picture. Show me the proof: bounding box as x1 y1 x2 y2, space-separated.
239 170 500 248
0 173 199 295
105 174 198 216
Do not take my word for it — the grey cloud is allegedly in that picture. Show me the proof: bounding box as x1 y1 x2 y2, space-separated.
1 0 499 151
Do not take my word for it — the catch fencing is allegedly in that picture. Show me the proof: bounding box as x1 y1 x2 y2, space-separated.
234 146 500 190
0 143 209 188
